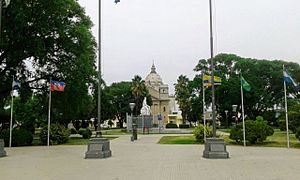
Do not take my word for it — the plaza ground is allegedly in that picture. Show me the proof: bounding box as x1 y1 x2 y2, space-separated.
1 134 300 180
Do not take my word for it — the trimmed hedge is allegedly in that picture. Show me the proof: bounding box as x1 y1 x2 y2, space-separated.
0 128 33 147
79 128 92 139
166 123 178 128
179 124 190 128
40 124 70 145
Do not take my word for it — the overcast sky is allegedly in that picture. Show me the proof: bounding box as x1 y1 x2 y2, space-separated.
78 0 300 94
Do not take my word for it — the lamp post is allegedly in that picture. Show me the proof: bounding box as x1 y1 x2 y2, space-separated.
232 105 238 124
224 110 228 128
129 103 136 141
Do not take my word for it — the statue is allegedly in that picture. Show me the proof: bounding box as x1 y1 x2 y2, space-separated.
140 97 151 116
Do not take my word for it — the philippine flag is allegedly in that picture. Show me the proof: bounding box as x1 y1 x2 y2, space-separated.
50 80 66 92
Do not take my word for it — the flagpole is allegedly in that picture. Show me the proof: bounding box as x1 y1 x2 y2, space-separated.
283 65 290 148
202 72 206 141
209 0 217 138
240 73 246 147
47 78 52 146
9 75 14 148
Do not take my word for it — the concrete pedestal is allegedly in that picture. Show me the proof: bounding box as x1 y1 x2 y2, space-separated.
85 138 111 159
203 138 229 159
0 139 6 157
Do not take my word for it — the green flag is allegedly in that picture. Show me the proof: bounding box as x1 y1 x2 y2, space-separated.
241 76 251 91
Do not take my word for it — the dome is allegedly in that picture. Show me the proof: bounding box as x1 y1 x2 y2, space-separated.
145 63 163 86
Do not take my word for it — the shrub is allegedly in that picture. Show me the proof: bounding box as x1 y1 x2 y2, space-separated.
70 128 78 134
278 119 286 131
166 123 178 128
78 128 84 135
108 120 114 128
179 124 190 129
295 128 300 141
289 119 300 134
229 118 274 144
193 125 213 143
0 128 33 147
40 124 70 145
152 123 158 128
279 118 300 133
81 128 92 139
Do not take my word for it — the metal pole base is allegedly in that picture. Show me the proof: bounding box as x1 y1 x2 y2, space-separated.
203 138 229 159
95 131 102 138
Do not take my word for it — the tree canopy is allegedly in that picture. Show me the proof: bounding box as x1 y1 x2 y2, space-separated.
0 0 97 128
178 53 300 126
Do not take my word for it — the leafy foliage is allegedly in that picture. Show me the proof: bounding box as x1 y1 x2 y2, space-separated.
192 53 300 126
229 117 274 144
193 125 213 143
0 0 97 130
105 81 133 128
174 75 191 124
131 75 152 115
165 123 178 128
101 76 152 129
179 124 190 128
295 128 300 141
40 124 70 145
70 128 78 134
79 128 92 139
0 128 33 147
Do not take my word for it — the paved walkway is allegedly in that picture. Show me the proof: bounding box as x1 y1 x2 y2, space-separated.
1 134 300 180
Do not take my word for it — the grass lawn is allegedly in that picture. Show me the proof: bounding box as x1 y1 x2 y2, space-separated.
65 136 118 145
158 129 300 148
217 128 231 133
31 136 118 146
262 129 300 148
98 129 129 135
158 136 199 144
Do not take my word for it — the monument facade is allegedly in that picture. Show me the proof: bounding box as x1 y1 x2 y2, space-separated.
144 63 174 126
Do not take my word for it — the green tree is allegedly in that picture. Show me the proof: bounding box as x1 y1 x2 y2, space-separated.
0 0 97 128
107 81 134 128
188 75 203 124
193 53 300 126
174 75 191 124
14 96 46 133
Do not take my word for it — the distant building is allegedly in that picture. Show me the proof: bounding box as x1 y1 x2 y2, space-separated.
204 103 220 126
168 111 183 126
144 63 180 126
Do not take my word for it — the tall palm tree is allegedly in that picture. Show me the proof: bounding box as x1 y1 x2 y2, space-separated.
131 75 148 115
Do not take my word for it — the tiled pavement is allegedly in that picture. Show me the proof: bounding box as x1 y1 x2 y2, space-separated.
1 134 300 180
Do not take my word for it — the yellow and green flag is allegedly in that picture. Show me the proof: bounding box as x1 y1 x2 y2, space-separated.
203 74 222 87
